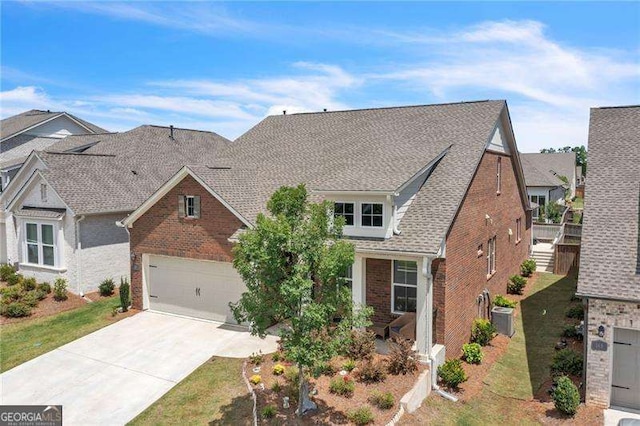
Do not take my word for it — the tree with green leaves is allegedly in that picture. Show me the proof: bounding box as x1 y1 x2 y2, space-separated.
230 184 371 416
540 145 587 175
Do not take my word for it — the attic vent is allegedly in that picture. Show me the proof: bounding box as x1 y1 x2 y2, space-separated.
169 125 175 140
207 166 231 170
132 170 138 175
283 110 286 115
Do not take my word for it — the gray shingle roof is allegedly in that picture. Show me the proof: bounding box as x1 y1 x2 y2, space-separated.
0 109 106 141
22 125 231 215
520 154 567 187
190 100 512 255
14 208 66 219
1 135 62 165
577 105 640 301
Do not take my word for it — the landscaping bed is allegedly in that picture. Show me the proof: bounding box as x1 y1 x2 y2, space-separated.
248 341 426 425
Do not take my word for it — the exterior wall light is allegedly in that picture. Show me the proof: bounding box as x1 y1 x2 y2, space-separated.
597 325 605 338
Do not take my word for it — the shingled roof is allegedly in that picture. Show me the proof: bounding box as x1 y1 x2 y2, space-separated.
520 152 575 187
153 100 521 255
577 105 640 301
0 109 106 141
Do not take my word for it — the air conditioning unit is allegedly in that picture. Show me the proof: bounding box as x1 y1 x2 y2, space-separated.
491 306 515 337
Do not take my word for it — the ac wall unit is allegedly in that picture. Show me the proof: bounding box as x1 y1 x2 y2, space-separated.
491 306 515 337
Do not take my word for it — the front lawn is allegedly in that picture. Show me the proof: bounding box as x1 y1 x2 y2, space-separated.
0 295 132 372
129 357 253 426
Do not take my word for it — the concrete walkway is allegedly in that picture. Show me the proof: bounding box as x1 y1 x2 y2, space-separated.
605 406 640 425
0 311 278 425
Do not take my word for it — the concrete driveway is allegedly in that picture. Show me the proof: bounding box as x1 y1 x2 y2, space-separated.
0 311 278 425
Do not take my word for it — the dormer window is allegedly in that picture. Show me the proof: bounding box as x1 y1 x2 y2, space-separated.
334 202 355 226
361 203 383 227
178 195 200 219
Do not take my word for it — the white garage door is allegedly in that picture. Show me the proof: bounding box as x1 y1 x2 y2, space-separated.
147 255 246 323
611 328 640 410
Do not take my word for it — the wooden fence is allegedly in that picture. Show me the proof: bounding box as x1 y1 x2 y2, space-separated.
564 223 582 238
576 185 585 198
554 243 581 275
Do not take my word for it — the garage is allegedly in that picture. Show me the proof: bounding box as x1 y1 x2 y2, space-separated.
611 327 640 409
146 255 246 323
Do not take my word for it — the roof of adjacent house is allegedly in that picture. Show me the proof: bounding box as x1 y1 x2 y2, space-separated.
577 105 640 301
7 125 232 215
520 152 574 187
0 109 106 141
127 100 527 255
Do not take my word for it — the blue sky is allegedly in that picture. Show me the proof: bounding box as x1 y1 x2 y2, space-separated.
1 2 639 152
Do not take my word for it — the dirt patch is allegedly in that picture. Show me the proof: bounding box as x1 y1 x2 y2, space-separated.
84 287 122 302
250 353 426 425
0 287 88 325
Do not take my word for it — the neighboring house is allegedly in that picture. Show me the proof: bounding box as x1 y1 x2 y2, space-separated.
520 152 576 220
0 109 106 189
577 105 640 411
121 100 532 369
0 125 231 294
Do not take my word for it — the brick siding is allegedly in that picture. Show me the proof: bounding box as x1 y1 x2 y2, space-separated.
129 175 243 309
365 258 398 325
441 151 530 357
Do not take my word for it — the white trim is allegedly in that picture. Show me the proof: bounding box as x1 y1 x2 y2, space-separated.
0 151 47 202
391 259 418 314
395 146 451 193
0 112 98 143
333 200 356 228
6 169 74 215
21 219 62 268
121 166 252 228
311 189 397 196
18 263 67 273
360 201 385 228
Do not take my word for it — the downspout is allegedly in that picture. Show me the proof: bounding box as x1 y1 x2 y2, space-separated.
75 215 85 295
392 204 401 235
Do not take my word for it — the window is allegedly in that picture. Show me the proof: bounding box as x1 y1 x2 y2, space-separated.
530 195 546 219
516 217 522 242
361 203 383 227
496 157 502 194
487 236 496 277
179 195 200 219
341 265 353 291
25 222 55 267
334 202 355 226
40 184 47 202
392 260 417 313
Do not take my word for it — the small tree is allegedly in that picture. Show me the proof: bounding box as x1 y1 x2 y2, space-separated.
119 277 130 312
230 185 371 416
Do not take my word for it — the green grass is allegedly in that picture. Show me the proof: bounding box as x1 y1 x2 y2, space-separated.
572 197 584 210
484 273 577 399
129 357 253 426
0 296 124 372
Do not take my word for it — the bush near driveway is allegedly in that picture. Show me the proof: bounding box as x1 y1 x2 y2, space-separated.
552 376 580 415
53 278 68 301
437 359 467 388
0 264 15 281
551 349 583 377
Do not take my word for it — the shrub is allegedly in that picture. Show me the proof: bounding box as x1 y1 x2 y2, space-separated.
37 282 52 294
6 273 23 287
284 365 299 384
271 351 283 362
314 361 338 377
21 277 37 291
329 375 355 397
387 336 418 375
357 359 387 383
53 278 68 301
34 289 47 301
271 380 282 392
249 374 262 385
0 263 15 281
119 277 130 311
346 329 376 361
347 406 374 426
272 364 285 376
438 359 467 388
343 359 357 372
552 376 580 416
551 349 583 377
471 319 496 346
565 304 584 319
2 301 31 317
493 294 517 308
521 259 537 277
507 275 527 295
368 391 394 410
99 278 116 296
261 404 277 419
22 291 39 307
1 285 24 303
249 351 264 365
462 343 484 364
562 325 578 339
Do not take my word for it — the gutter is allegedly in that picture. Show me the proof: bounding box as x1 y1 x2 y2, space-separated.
75 215 86 295
421 254 440 392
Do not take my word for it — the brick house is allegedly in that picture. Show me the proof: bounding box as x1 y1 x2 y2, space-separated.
577 105 640 410
121 100 531 373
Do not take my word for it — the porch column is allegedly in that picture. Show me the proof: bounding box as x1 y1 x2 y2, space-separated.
416 256 430 357
351 254 366 308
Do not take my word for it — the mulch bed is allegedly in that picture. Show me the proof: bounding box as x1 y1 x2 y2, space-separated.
251 353 426 425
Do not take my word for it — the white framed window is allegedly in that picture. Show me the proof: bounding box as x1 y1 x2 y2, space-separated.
24 222 56 267
487 236 496 277
392 260 417 313
361 203 383 227
497 157 502 194
516 217 522 242
186 196 196 217
334 202 355 226
40 183 48 202
530 195 546 219
179 195 200 219
341 265 353 291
